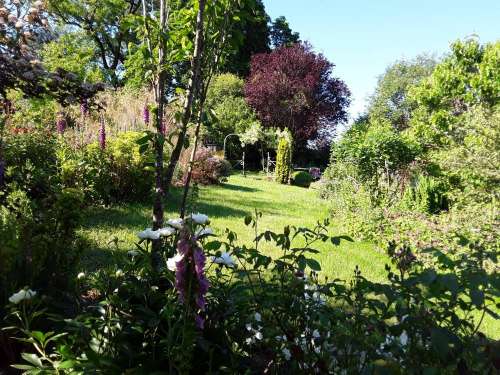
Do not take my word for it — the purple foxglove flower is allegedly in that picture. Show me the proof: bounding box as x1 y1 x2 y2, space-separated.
195 314 205 329
99 116 106 149
56 116 66 134
174 234 210 329
143 104 150 125
175 256 188 303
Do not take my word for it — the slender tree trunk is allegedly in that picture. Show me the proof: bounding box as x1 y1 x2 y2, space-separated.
148 0 169 268
179 106 203 218
164 0 206 195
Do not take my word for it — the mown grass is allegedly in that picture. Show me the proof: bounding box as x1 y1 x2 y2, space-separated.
78 173 498 338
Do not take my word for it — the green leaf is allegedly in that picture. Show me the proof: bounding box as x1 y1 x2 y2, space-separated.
205 241 222 251
306 258 321 271
470 288 484 308
57 360 76 369
21 353 43 368
11 364 37 370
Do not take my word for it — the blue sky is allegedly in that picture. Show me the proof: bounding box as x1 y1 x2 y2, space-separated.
263 0 500 122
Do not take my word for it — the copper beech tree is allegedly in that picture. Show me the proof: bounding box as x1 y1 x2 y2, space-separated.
244 43 351 148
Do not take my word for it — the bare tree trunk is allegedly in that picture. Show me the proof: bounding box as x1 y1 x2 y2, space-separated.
179 106 203 218
144 0 169 268
164 0 206 195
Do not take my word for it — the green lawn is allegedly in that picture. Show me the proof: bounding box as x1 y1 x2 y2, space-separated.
78 173 498 338
79 173 388 282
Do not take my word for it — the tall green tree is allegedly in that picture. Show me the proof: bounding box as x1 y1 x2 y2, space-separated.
270 15 299 48
204 73 257 145
47 0 142 86
409 38 500 147
369 55 436 131
221 0 270 76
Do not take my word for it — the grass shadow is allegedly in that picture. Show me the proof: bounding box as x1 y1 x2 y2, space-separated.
218 183 260 193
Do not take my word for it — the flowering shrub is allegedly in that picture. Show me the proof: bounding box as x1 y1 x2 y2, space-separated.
178 147 231 186
2 213 498 373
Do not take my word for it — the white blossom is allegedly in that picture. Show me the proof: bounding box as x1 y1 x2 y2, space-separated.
115 269 124 277
191 213 209 225
254 312 262 322
166 218 183 229
77 272 85 280
137 228 161 240
195 227 214 238
399 331 408 346
166 253 184 272
255 331 263 340
211 252 236 267
312 329 320 338
158 227 176 237
8 289 36 304
127 250 140 257
282 348 291 360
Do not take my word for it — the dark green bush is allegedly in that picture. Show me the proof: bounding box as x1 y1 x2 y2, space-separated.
291 171 313 187
2 131 59 199
0 131 86 304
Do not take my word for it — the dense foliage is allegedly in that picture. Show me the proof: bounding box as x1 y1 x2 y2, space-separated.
2 214 498 373
321 38 499 260
291 170 313 188
0 131 85 305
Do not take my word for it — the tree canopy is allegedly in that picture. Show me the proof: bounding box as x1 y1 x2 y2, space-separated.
245 43 350 146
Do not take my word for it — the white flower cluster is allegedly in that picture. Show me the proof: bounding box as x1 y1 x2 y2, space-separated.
245 312 263 345
8 288 36 304
211 252 236 268
304 283 325 305
137 213 213 241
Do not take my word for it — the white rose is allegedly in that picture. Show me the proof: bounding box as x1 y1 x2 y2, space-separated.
211 252 235 268
195 227 213 238
137 228 161 240
166 218 183 229
8 288 36 304
190 213 209 225
166 253 184 272
158 227 176 237
282 348 292 360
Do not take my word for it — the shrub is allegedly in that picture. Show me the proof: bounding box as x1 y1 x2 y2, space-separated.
179 147 232 185
275 132 292 184
402 174 449 214
60 131 155 203
2 131 59 199
0 185 85 305
291 171 313 187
